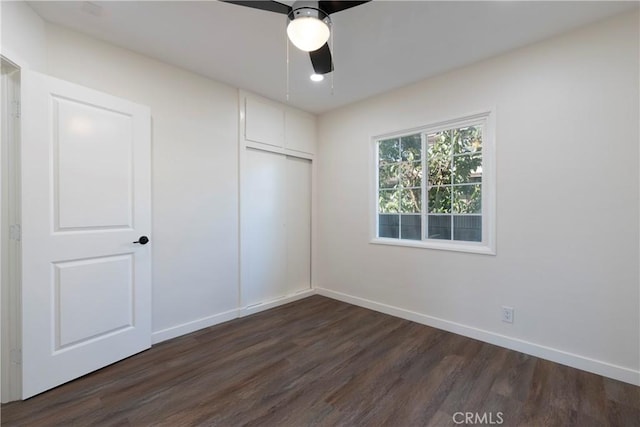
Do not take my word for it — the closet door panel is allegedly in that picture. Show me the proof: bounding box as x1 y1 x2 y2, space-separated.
241 148 287 306
286 156 312 294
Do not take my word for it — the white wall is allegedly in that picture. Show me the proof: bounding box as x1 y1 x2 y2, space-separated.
44 25 240 339
317 12 639 384
0 1 46 70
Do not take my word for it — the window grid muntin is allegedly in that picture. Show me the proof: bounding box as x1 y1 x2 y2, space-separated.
377 134 423 239
425 124 483 241
376 119 486 244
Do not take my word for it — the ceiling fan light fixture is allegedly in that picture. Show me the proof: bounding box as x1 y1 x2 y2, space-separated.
310 73 324 82
287 7 331 52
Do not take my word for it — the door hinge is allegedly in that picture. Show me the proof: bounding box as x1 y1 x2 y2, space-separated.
12 100 20 119
9 224 21 241
10 349 21 365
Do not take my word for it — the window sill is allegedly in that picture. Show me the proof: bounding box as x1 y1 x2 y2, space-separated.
370 237 496 255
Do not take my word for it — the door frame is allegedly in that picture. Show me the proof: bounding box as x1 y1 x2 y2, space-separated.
1 55 22 403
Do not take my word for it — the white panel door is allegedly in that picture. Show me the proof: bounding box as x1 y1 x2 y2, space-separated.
241 148 288 306
286 156 311 293
20 71 151 398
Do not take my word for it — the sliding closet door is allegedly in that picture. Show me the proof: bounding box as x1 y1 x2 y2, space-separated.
242 148 288 306
286 156 312 294
241 148 312 307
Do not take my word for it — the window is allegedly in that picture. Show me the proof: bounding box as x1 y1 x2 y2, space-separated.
373 112 495 254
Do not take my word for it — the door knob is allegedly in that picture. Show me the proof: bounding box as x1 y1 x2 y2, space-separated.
133 236 149 245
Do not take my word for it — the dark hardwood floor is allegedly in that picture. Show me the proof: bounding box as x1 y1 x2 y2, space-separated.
2 295 638 426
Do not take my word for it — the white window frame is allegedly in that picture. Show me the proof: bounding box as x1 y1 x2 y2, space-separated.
370 110 496 255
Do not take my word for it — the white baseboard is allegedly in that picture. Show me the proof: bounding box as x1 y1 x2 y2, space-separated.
151 288 316 344
240 288 315 317
150 286 639 386
152 308 239 344
315 287 640 386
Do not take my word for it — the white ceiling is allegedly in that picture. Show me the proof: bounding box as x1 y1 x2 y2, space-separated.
28 1 637 114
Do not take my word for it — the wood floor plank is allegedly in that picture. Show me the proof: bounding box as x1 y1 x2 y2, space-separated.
2 295 638 427
604 377 640 409
575 369 608 423
490 349 536 402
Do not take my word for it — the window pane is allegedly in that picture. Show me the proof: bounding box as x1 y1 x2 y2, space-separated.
401 134 422 161
379 164 400 189
379 190 399 213
428 156 451 185
401 161 422 188
379 214 399 238
427 130 452 155
428 186 451 213
453 184 481 214
453 126 482 154
427 131 452 186
428 215 451 240
453 215 482 242
401 189 421 213
379 139 401 162
401 214 421 240
453 153 482 184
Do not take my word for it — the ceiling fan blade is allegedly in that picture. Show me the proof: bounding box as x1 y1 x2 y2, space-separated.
222 1 292 15
319 1 371 15
309 43 334 75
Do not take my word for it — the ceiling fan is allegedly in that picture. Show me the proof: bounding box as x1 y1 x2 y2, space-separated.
223 1 371 75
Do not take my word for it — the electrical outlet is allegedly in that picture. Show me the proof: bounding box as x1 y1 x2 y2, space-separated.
501 306 514 323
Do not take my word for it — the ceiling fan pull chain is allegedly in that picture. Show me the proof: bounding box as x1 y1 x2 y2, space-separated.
330 24 334 96
286 21 290 102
